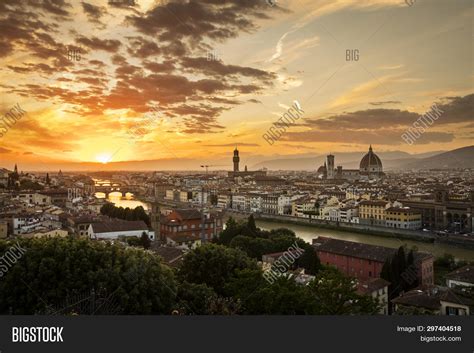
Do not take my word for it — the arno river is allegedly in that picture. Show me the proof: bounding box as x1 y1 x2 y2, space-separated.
92 191 473 261
257 219 474 261
95 192 150 210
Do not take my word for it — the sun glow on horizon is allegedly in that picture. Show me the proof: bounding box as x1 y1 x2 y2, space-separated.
95 153 113 164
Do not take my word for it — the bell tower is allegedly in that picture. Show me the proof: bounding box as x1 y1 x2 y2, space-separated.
233 147 240 172
326 154 335 179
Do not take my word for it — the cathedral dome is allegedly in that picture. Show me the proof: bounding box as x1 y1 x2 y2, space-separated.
359 145 383 172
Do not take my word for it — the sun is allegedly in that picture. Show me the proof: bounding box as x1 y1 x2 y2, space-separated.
95 153 113 164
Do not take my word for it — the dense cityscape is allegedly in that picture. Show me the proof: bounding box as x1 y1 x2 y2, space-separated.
1 145 473 315
1 0 473 351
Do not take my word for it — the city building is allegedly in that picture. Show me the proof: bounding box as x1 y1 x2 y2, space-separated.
445 265 474 288
356 278 390 315
317 145 385 181
358 200 390 226
227 147 266 178
392 285 474 315
261 194 279 215
231 193 248 211
385 207 422 230
401 190 474 232
89 220 153 240
312 237 434 285
159 209 223 244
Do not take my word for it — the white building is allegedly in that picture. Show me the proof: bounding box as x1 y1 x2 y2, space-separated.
12 213 43 235
18 193 51 206
262 194 279 215
89 220 154 240
179 191 192 203
340 206 359 223
232 194 247 211
217 193 232 209
278 195 292 215
248 194 262 213
292 196 318 218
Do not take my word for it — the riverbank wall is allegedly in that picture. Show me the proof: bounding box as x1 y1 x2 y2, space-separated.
223 210 474 250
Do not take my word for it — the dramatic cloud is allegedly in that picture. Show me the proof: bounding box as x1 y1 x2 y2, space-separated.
81 2 107 24
283 94 473 145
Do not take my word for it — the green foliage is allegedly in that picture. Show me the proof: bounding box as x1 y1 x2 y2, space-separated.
434 253 456 269
307 269 381 315
221 217 321 275
296 242 321 275
0 238 176 314
19 179 44 190
218 217 241 245
226 268 378 315
381 246 419 303
247 214 257 233
179 243 258 295
0 232 378 316
229 235 274 259
141 232 151 249
237 276 313 314
434 253 472 285
123 236 142 247
176 281 218 315
100 204 150 226
394 305 437 315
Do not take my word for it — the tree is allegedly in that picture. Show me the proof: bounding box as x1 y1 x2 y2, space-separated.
100 204 150 226
0 238 176 314
225 269 312 314
176 281 218 315
140 232 151 249
218 217 242 245
397 246 407 278
296 242 321 275
247 214 257 233
307 269 380 315
179 243 258 295
229 235 274 259
381 246 419 306
240 277 313 314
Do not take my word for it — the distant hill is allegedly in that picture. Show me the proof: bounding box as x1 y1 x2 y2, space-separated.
398 146 474 170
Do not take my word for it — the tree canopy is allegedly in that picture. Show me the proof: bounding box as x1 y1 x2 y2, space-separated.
0 238 175 314
100 204 150 226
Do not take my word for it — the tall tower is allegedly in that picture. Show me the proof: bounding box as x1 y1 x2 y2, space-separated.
326 154 335 179
233 147 240 172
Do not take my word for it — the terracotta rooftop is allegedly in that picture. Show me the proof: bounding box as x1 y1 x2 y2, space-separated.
312 237 433 263
91 220 148 233
446 265 474 284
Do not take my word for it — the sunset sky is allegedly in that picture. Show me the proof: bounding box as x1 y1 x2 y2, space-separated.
0 0 473 171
